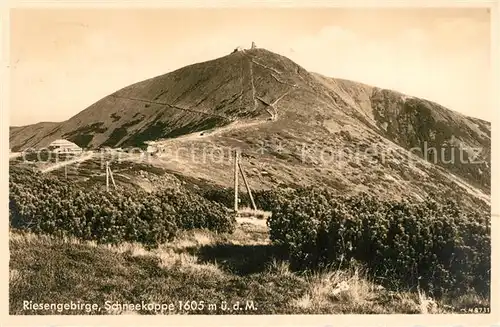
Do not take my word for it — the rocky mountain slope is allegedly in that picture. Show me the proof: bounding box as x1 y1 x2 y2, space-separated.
9 48 490 209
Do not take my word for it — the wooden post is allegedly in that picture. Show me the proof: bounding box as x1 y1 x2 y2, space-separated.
105 161 109 192
65 165 68 180
239 162 257 211
234 150 239 213
108 164 117 189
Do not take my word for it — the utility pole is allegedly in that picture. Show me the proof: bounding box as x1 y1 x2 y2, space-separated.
234 150 239 213
238 161 257 211
233 150 259 213
108 163 117 190
106 161 110 192
105 160 117 191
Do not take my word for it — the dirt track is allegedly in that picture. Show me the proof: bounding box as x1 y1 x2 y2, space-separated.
41 152 95 173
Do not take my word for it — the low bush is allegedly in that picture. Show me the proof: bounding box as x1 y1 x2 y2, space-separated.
198 185 301 212
267 188 490 298
199 187 240 209
155 188 236 234
9 167 235 248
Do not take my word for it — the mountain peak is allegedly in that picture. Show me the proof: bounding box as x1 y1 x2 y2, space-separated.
9 48 491 201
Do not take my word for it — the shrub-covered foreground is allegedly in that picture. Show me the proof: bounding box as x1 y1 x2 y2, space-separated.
9 167 235 247
267 188 490 298
9 165 491 300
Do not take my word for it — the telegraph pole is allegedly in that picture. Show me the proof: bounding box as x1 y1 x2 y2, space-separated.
108 164 117 189
106 161 110 192
234 150 239 213
238 161 257 211
233 150 259 213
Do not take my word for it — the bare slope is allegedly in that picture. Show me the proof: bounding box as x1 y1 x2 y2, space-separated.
9 48 491 207
10 122 60 151
312 74 491 191
10 50 273 150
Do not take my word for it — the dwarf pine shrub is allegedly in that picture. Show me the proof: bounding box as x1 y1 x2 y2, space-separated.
9 167 235 248
268 188 490 297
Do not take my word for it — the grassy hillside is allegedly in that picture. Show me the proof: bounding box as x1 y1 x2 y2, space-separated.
10 225 488 315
